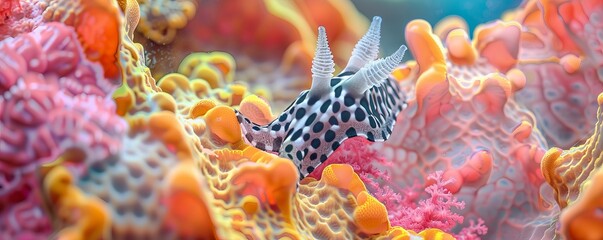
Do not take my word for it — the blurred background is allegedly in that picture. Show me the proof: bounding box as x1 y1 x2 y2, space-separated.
351 0 523 53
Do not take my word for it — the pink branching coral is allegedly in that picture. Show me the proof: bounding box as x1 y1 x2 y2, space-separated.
397 171 465 232
308 138 488 238
456 219 489 240
307 138 390 182
394 171 487 239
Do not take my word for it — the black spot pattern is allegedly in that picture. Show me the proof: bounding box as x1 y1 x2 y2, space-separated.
341 111 351 122
313 122 324 133
233 43 407 179
325 130 336 142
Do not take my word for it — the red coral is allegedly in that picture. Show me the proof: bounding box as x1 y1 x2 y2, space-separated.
0 0 20 25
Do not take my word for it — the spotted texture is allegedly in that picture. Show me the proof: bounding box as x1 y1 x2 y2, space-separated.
236 72 406 177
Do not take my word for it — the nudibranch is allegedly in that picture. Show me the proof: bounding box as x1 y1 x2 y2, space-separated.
236 17 408 177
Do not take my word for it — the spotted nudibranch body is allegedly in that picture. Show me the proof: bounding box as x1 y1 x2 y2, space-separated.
236 17 408 177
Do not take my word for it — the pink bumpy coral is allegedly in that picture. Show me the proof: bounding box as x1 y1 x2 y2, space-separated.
0 22 126 238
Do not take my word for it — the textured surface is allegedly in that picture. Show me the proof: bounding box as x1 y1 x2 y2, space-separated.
541 93 603 238
2 0 603 239
373 19 550 239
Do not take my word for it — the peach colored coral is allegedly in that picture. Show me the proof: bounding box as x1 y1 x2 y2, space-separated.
373 19 550 239
510 0 603 149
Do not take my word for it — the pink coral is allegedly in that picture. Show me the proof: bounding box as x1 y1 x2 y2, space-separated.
513 1 603 148
307 137 406 224
308 138 487 238
0 0 44 40
0 0 19 24
456 219 489 240
396 171 465 232
372 19 550 239
0 22 126 238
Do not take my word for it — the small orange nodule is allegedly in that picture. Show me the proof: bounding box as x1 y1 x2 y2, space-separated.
158 73 192 94
405 20 446 73
353 191 390 235
204 106 242 144
321 164 367 197
148 111 192 159
506 68 526 92
193 65 223 88
414 63 448 112
512 121 533 142
239 95 274 125
417 228 456 240
112 85 134 116
151 92 177 113
229 84 248 106
190 79 212 97
189 99 218 119
206 52 236 83
434 15 469 41
560 54 581 74
445 29 477 65
460 150 493 183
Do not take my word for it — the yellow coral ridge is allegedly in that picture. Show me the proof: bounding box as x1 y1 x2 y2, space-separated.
42 165 111 240
541 92 603 238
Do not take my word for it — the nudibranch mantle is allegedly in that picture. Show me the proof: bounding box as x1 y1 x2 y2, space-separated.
236 17 408 177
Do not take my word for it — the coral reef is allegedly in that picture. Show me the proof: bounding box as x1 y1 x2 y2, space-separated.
541 93 603 238
1 0 603 239
372 18 550 239
0 22 125 238
43 0 122 79
508 0 603 148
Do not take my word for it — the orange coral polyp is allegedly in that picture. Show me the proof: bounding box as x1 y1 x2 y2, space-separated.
163 162 217 239
76 0 121 79
445 29 477 65
239 95 275 125
189 99 218 118
43 166 111 240
405 20 446 74
204 106 243 144
148 111 193 159
354 191 391 235
321 164 367 198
